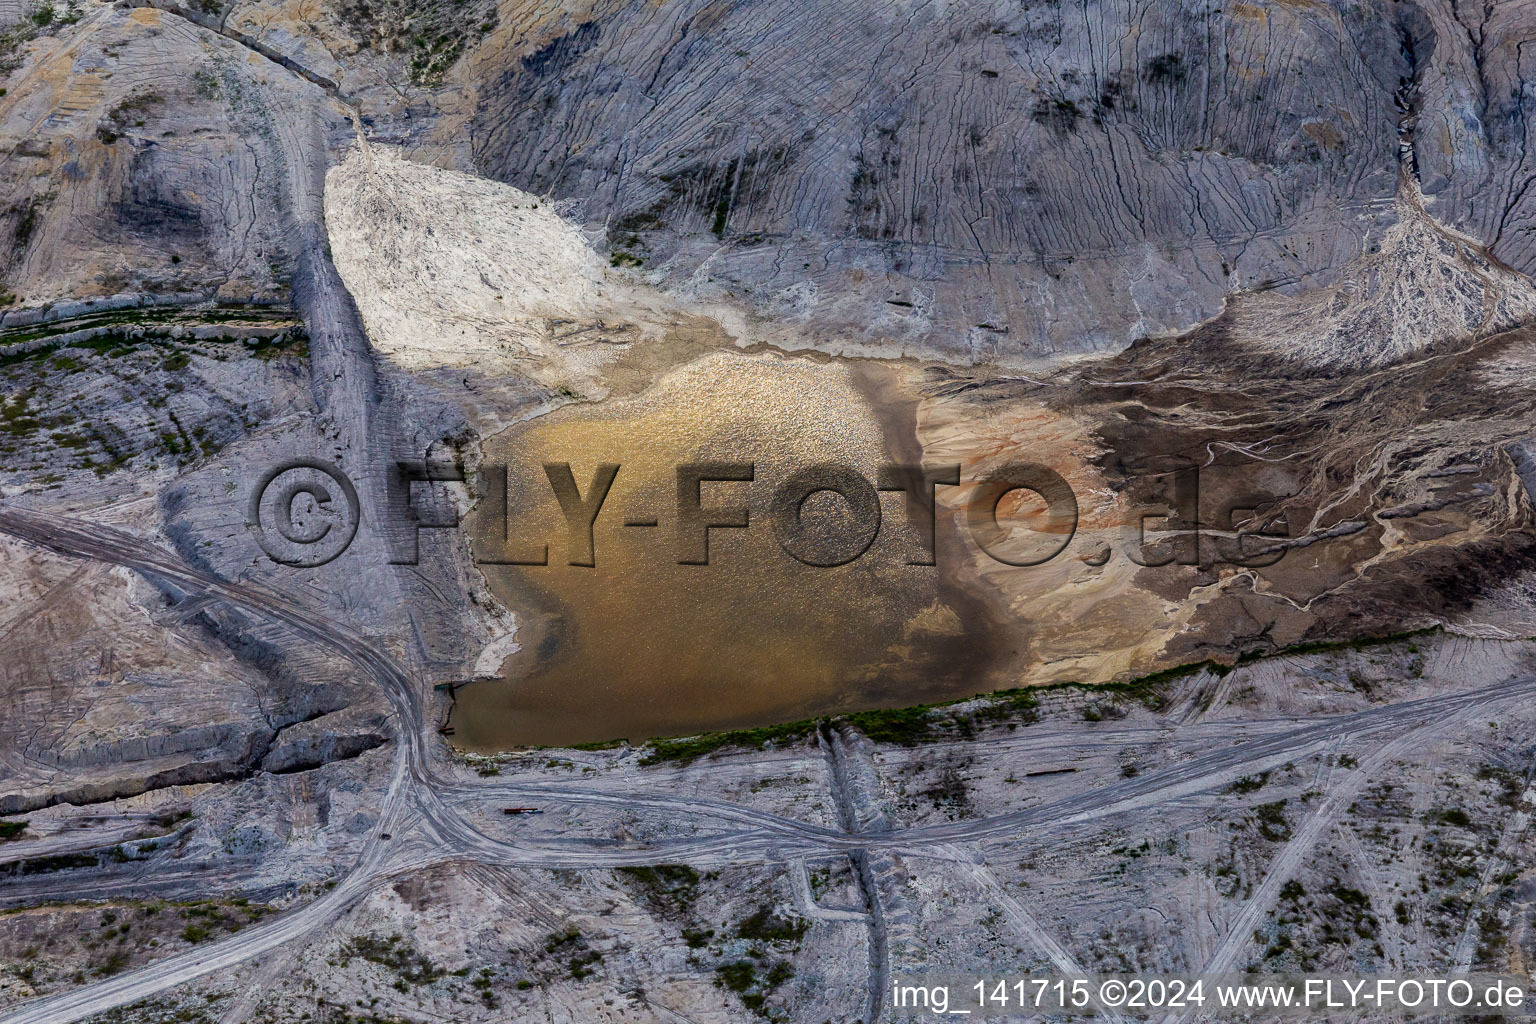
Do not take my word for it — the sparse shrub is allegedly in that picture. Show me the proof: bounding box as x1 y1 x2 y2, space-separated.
339 933 446 985
736 907 807 945
1435 807 1472 828
1254 800 1291 841
568 950 601 979
1032 97 1081 135
1143 52 1186 84
1228 772 1270 794
716 960 756 993
617 864 700 911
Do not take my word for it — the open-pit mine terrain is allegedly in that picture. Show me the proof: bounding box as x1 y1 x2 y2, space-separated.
3 0 1536 1020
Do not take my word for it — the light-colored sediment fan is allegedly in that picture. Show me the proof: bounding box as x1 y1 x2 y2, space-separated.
1226 195 1536 367
325 145 656 387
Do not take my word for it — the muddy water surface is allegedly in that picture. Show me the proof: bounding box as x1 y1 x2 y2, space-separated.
457 350 1013 749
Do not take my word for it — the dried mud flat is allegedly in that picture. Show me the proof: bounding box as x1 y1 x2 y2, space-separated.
918 317 1536 689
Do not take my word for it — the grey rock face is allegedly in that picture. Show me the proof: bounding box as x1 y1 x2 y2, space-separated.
469 0 1532 362
259 707 389 774
1406 0 1536 267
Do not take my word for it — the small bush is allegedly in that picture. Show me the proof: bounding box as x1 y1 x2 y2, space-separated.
715 960 756 993
1143 52 1186 84
1435 807 1472 828
736 907 807 944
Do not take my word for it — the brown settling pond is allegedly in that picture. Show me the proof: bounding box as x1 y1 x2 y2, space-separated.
449 322 1536 751
455 350 1016 749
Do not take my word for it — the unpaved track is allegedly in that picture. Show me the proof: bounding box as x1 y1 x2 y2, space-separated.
2 503 1534 1023
951 844 1130 1024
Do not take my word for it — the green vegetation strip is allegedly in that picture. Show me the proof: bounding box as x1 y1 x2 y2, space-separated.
0 304 298 348
633 627 1442 764
0 327 306 371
